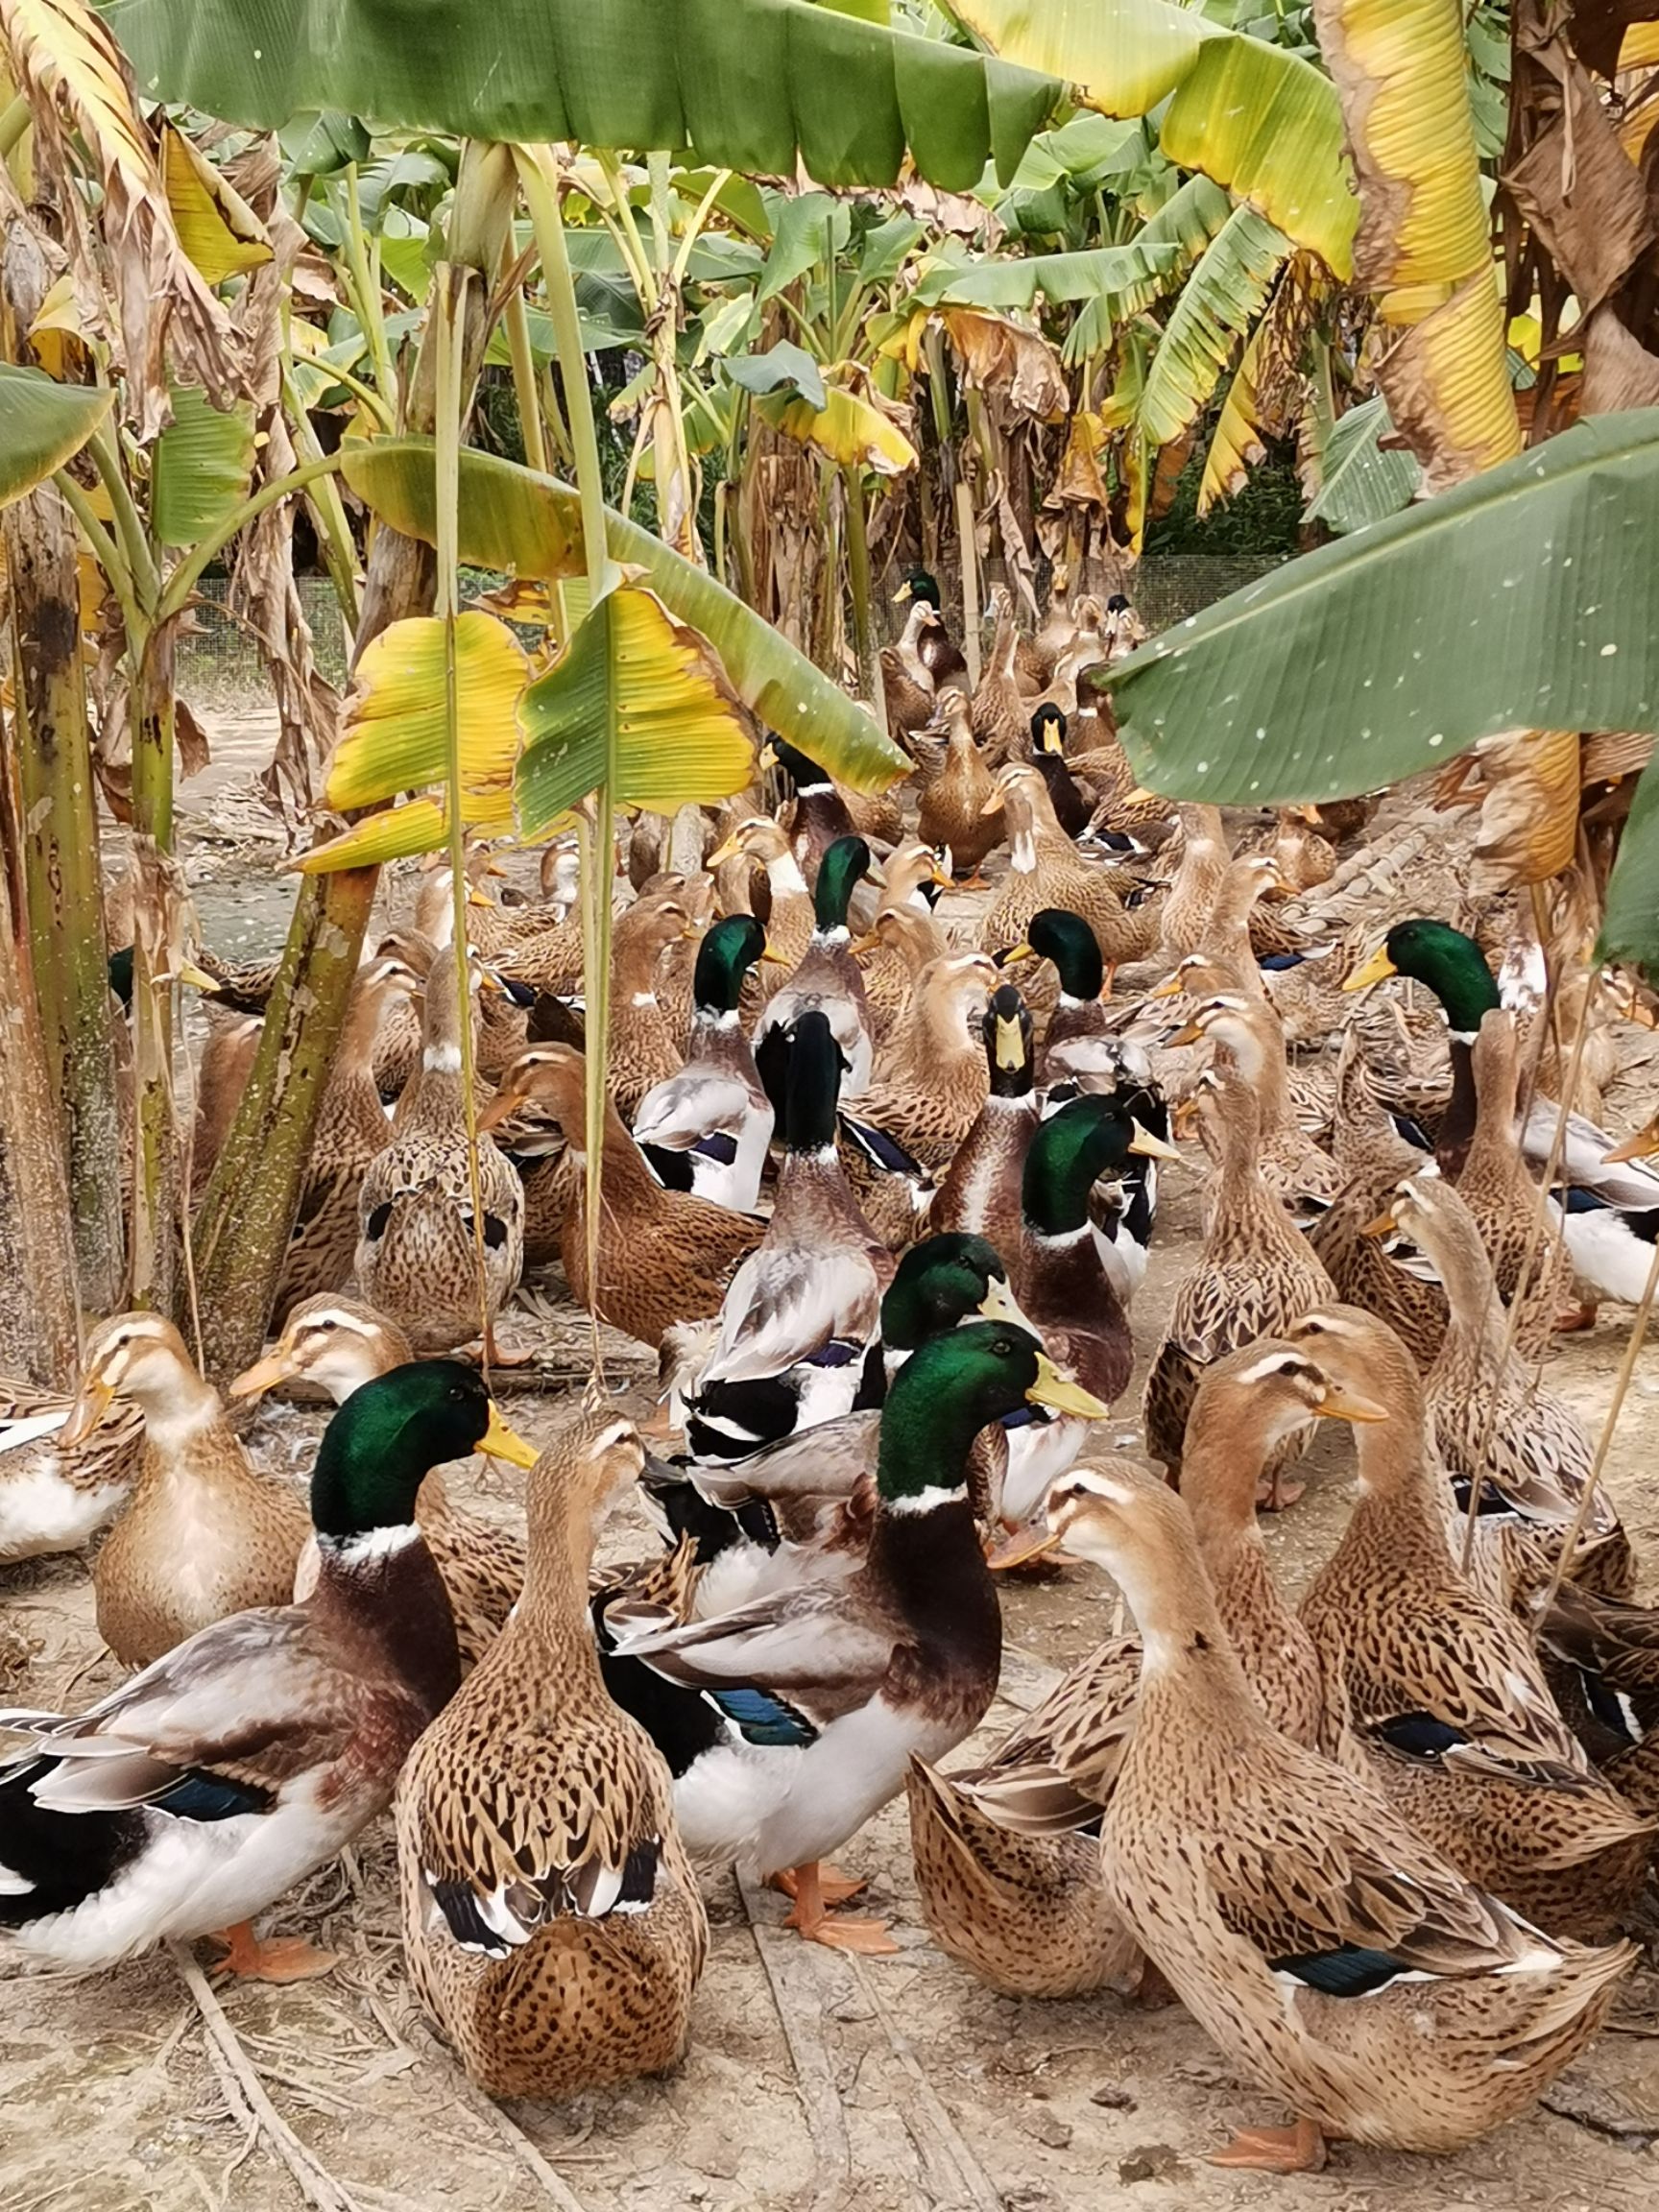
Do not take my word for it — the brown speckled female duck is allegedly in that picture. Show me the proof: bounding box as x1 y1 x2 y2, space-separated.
68 1314 309 1670
1290 1305 1653 1941
397 1405 706 2098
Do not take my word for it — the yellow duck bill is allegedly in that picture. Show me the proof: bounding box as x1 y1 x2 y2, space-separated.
1342 944 1398 993
479 1404 540 1469
1027 1354 1109 1421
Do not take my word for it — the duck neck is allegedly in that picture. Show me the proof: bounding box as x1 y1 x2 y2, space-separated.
1347 1379 1454 1566
1118 1534 1263 1729
313 1534 460 1719
516 1479 609 1688
408 947 473 1121
1437 1038 1478 1175
129 1364 229 1460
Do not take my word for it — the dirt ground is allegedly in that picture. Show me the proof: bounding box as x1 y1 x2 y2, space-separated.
4 719 1658 2211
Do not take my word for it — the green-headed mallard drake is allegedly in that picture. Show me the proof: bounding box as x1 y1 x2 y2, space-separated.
356 942 525 1358
1289 1305 1654 1941
631 915 777 1213
909 1345 1373 1999
687 1011 891 1464
480 1044 762 1351
230 1295 538 1669
1143 1069 1335 1502
1046 1460 1634 2171
753 834 876 1096
610 1323 1103 1952
893 567 967 687
68 1314 310 1671
397 1404 707 2097
0 1363 533 1978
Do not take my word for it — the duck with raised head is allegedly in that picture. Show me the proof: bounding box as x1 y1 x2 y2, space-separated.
979 764 1158 979
1028 703 1091 837
917 690 1002 886
928 983 1041 1262
1143 1069 1335 1501
230 1296 540 1669
610 1323 1103 1952
909 1345 1372 2000
1046 1459 1634 2171
754 834 876 1097
357 942 524 1358
631 915 777 1213
893 568 968 688
602 892 706 1121
397 1405 706 2098
1368 1170 1631 1608
687 1012 891 1466
1166 991 1340 1213
67 1314 310 1671
0 1363 532 1979
1289 1305 1654 1941
971 587 1029 769
479 1046 762 1352
881 601 939 743
706 816 816 1010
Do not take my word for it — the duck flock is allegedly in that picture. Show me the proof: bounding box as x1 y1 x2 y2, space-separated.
5 575 1659 2172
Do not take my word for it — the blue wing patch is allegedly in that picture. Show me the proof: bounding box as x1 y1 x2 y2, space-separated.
1271 1944 1414 1997
706 1685 818 1748
153 1770 273 1822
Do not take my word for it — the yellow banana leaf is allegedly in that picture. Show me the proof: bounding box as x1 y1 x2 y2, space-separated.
1314 0 1520 489
774 377 918 474
1197 318 1271 514
159 124 271 284
952 0 1354 270
516 586 757 835
299 611 527 871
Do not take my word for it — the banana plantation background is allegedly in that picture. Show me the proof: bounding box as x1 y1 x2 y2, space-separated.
4 0 1659 1387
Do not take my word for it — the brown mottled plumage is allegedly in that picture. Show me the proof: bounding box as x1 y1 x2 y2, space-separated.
910 1349 1349 1998
70 1315 308 1670
1053 1462 1633 2169
1453 1010 1572 1359
1290 1306 1653 1941
1143 1070 1334 1489
479 1046 762 1350
397 1407 706 2098
979 765 1158 972
0 1375 143 1565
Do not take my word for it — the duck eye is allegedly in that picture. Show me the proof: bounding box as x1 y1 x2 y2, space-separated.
319 1318 338 1333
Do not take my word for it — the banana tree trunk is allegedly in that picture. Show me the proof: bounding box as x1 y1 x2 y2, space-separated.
189 149 511 1384
128 633 179 1313
2 479 125 1313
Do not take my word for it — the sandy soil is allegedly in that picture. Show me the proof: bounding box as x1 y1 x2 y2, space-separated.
5 725 1658 2210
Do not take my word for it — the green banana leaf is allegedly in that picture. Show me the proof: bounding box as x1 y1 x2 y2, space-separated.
341 437 907 792
910 241 1181 311
1303 396 1421 536
101 0 1059 189
0 366 113 510
1101 408 1659 809
1136 205 1289 451
150 387 256 548
1599 759 1659 978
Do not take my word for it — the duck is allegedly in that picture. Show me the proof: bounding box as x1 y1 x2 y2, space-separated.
610 1324 1103 1951
0 1374 144 1566
909 1346 1369 2000
686 1012 891 1466
1011 907 1133 1094
996 1095 1174 1544
1166 992 1341 1214
854 889 951 1050
979 765 1158 978
65 1313 310 1671
1153 805 1231 962
1046 1459 1635 2171
1446 1010 1573 1356
479 1045 763 1351
1289 1304 1654 1940
631 915 777 1212
1143 1069 1335 1503
397 1404 706 2097
1028 703 1091 837
191 1010 262 1194
880 607 937 745
1368 1168 1631 1608
843 950 998 1175
765 734 858 882
603 893 706 1121
0 1363 531 1978
754 834 876 1097
1536 1582 1659 1818
356 943 525 1359
892 568 968 687
970 588 1029 769
928 982 1041 1263
276 952 422 1315
1307 1032 1450 1369
229 1295 538 1669
917 691 1002 886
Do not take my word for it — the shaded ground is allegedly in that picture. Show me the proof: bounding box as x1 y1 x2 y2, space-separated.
4 723 1658 2210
